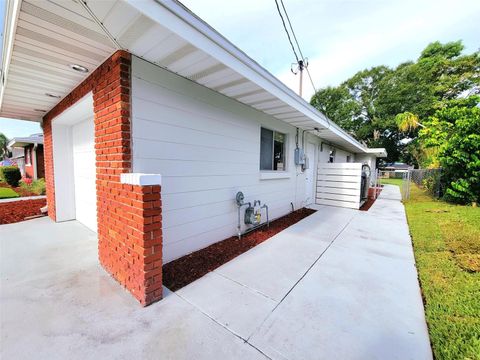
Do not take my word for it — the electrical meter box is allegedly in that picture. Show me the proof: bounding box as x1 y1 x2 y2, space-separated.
294 148 305 165
303 156 309 170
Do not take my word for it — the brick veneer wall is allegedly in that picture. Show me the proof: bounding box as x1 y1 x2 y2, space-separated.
42 118 56 220
42 50 163 305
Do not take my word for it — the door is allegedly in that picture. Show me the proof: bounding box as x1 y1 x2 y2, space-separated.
305 142 316 205
72 118 97 232
36 146 45 179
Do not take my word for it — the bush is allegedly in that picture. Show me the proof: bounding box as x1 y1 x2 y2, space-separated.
20 178 46 195
22 177 33 185
420 96 480 204
0 166 22 187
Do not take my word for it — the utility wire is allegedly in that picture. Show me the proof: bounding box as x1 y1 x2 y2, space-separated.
274 0 300 63
275 0 317 93
274 0 330 128
279 0 304 61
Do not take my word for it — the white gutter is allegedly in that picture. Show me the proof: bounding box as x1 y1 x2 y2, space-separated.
125 0 369 154
365 148 388 158
0 0 22 111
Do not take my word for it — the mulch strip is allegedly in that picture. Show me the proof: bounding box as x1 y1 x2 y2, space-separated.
0 199 47 224
360 188 383 211
0 182 37 197
163 207 316 291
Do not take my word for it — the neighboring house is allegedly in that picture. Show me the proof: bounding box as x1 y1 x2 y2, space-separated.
0 0 386 305
381 162 414 172
7 134 45 179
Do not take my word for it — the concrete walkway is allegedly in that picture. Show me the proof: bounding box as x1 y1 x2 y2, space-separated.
0 185 431 359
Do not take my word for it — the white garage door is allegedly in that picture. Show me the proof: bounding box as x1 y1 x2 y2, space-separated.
72 119 97 232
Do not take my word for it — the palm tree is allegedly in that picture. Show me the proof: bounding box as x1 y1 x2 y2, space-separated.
0 133 10 159
395 112 425 132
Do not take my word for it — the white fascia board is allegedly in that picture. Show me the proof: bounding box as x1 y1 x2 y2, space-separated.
125 0 368 153
365 148 388 157
0 0 22 111
7 137 43 149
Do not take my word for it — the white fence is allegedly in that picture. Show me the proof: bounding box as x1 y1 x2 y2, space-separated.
316 162 362 209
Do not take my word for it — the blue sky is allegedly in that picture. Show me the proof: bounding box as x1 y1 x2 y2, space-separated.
1 0 479 139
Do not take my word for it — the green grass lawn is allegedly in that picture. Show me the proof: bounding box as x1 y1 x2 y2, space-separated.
0 187 19 199
379 177 404 187
389 181 480 359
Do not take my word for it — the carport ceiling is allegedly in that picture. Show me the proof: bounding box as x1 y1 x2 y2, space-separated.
0 0 117 121
0 0 367 154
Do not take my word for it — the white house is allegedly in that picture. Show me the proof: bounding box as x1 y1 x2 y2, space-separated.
0 0 385 305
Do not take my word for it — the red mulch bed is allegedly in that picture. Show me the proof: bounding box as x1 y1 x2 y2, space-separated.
0 182 37 197
360 187 383 211
163 207 316 291
0 199 47 224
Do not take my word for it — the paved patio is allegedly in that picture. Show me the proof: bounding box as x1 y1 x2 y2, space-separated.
0 185 432 359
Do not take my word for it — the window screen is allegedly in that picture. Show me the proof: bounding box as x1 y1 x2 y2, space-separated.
260 127 285 171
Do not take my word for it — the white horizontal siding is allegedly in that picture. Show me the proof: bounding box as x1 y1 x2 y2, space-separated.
131 57 318 263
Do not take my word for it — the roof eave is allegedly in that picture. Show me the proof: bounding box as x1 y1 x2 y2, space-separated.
7 137 44 149
0 0 22 114
127 0 369 153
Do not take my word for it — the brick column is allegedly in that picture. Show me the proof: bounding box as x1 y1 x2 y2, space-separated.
42 116 56 221
43 50 163 306
114 174 163 305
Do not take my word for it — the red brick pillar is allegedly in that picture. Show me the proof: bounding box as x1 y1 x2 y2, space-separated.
43 50 163 306
43 116 56 221
110 174 163 305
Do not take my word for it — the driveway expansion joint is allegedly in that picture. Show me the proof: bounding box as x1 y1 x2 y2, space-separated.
175 291 272 359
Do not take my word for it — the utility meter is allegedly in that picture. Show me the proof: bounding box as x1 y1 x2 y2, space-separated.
245 205 261 225
235 191 245 206
294 148 305 165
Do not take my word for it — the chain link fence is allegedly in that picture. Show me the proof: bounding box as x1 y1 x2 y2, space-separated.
407 168 443 199
378 168 443 200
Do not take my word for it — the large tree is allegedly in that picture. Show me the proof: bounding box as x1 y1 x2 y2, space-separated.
0 133 10 159
310 41 480 165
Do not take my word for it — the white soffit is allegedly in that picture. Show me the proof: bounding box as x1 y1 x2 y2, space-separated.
86 0 367 153
0 0 369 153
0 0 117 121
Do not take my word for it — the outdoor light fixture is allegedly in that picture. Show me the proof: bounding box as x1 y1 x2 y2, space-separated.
69 64 89 73
45 93 61 98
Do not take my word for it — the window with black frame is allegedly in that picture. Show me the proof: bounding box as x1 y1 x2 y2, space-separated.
260 127 285 171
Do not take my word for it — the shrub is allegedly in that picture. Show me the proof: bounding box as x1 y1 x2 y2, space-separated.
420 96 480 204
22 177 33 185
20 178 46 195
0 166 22 187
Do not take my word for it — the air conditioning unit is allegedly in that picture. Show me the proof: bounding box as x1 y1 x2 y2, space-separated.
360 164 371 201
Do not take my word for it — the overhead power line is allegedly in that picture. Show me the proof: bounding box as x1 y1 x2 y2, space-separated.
273 0 329 128
273 0 318 95
274 0 300 63
279 0 304 61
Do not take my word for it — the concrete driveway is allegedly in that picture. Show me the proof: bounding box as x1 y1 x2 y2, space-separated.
0 185 432 359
